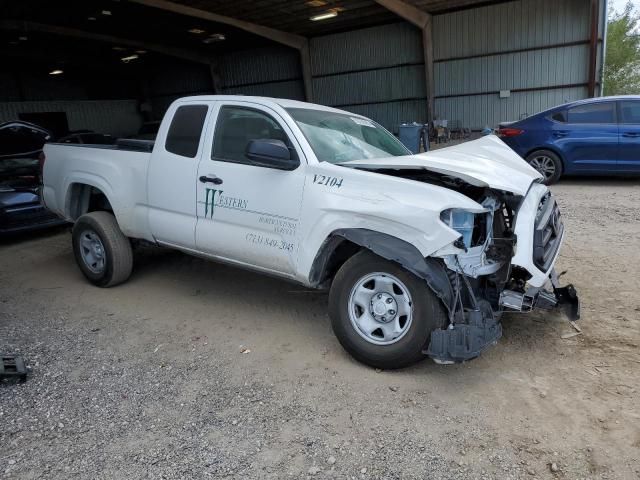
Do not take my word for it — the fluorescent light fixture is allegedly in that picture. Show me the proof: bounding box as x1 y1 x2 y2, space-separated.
49 69 64 75
88 16 97 20
18 36 28 41
120 54 139 63
203 33 226 43
101 10 112 15
306 0 327 6
135 49 147 54
188 28 206 34
112 46 126 51
310 10 338 21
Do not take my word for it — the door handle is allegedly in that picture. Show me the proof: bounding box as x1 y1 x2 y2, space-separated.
199 175 223 185
622 132 640 138
552 131 569 138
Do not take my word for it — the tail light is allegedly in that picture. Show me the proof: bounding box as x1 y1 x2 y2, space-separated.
497 128 524 138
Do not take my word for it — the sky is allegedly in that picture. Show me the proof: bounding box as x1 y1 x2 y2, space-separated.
609 0 640 14
609 0 640 34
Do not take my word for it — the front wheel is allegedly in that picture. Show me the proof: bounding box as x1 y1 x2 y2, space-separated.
72 211 133 287
526 149 563 185
328 251 447 369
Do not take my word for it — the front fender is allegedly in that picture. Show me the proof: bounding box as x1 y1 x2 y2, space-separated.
309 228 455 315
297 162 485 270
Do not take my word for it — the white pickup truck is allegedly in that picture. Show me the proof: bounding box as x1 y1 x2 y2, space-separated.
42 95 579 367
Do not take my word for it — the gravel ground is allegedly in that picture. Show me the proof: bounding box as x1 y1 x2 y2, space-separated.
1 178 639 479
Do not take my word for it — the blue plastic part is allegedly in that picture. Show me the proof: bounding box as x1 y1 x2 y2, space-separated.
398 123 424 154
448 210 475 248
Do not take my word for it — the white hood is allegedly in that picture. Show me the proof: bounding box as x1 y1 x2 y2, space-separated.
340 135 542 196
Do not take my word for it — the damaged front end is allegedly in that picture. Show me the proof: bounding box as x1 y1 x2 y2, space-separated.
338 136 580 364
426 186 580 364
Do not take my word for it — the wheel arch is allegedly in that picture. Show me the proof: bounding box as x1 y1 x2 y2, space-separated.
65 182 116 222
309 228 455 315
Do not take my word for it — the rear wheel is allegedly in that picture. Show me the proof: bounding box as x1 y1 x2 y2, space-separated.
72 211 133 287
329 250 447 369
526 149 562 185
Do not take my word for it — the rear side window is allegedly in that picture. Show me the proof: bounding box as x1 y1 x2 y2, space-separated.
619 101 640 124
567 102 616 124
549 110 567 123
165 105 208 158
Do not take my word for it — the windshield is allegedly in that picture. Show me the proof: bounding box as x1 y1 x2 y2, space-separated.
286 108 410 163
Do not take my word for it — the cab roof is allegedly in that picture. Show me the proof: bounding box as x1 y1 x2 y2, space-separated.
176 95 358 116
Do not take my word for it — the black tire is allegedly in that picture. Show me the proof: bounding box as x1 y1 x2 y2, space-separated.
328 250 447 369
526 149 563 185
72 211 133 287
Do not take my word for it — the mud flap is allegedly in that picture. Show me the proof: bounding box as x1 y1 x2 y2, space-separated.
424 303 502 364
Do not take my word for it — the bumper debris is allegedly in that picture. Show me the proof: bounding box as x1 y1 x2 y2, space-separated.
1 355 28 382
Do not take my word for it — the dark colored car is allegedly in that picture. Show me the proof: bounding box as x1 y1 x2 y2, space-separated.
58 131 115 145
0 121 66 235
498 95 640 184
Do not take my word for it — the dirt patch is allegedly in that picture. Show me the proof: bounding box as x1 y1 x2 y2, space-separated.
1 178 639 479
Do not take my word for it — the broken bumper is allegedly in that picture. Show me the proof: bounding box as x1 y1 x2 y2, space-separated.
425 270 580 364
500 270 580 322
424 303 502 364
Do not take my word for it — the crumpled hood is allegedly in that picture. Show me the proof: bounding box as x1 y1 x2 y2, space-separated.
339 135 542 196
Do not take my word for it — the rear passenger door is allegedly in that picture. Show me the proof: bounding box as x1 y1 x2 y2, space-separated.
194 101 306 276
617 100 640 172
147 102 211 249
559 102 618 173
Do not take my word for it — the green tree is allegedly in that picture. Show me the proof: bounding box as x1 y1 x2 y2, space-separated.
604 1 640 95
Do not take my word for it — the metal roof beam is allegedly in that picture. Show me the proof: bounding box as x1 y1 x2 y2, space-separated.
127 0 307 50
373 0 434 123
127 0 313 101
373 0 430 28
0 20 211 65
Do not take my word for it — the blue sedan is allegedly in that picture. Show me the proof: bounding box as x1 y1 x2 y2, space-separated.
498 95 640 184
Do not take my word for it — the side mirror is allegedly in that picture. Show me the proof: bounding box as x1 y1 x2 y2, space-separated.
245 139 299 171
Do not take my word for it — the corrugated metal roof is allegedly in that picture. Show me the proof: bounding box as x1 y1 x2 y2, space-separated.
343 99 428 133
434 85 588 129
147 63 211 96
222 80 305 100
310 23 422 76
435 44 589 96
0 100 142 137
220 46 302 87
314 65 426 106
433 0 590 60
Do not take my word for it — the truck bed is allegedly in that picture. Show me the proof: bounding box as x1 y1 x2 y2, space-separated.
42 139 153 238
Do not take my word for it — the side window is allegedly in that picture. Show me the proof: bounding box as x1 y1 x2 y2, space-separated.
567 102 616 124
212 106 294 164
549 110 567 123
619 101 640 124
165 105 208 158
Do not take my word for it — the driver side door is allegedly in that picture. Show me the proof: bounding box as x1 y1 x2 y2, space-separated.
195 102 307 277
